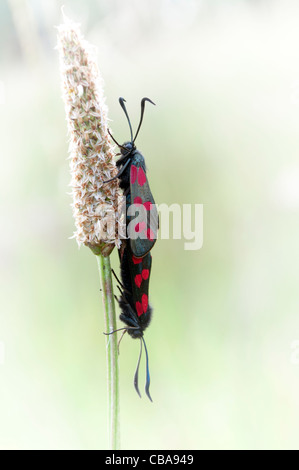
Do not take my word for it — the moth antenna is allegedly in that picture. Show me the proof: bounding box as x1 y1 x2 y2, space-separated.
119 97 134 142
133 97 156 143
134 338 143 398
142 336 152 402
108 128 126 150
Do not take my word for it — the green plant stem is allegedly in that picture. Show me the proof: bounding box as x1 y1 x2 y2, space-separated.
96 254 120 450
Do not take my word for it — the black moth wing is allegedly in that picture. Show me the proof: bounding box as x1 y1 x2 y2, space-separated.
128 160 158 258
128 250 152 324
118 245 152 338
118 244 153 400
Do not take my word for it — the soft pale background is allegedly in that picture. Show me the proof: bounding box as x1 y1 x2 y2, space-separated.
1 0 299 450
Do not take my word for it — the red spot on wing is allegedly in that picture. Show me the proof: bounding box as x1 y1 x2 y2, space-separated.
134 274 142 288
138 167 146 186
131 165 137 184
136 301 143 317
143 201 152 211
132 255 142 264
135 221 146 233
142 294 148 313
146 228 155 241
142 269 149 280
134 196 143 205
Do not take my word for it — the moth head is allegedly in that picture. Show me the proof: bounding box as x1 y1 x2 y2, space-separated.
120 141 135 156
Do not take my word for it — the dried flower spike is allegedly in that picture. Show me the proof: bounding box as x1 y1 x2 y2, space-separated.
57 18 122 256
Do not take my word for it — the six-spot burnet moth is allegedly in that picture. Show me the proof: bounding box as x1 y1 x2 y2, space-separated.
104 97 158 401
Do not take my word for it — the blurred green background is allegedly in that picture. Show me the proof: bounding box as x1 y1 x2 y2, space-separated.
1 0 299 450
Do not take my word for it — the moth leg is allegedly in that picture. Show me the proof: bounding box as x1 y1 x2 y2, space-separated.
112 269 125 289
117 329 127 354
113 272 131 297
